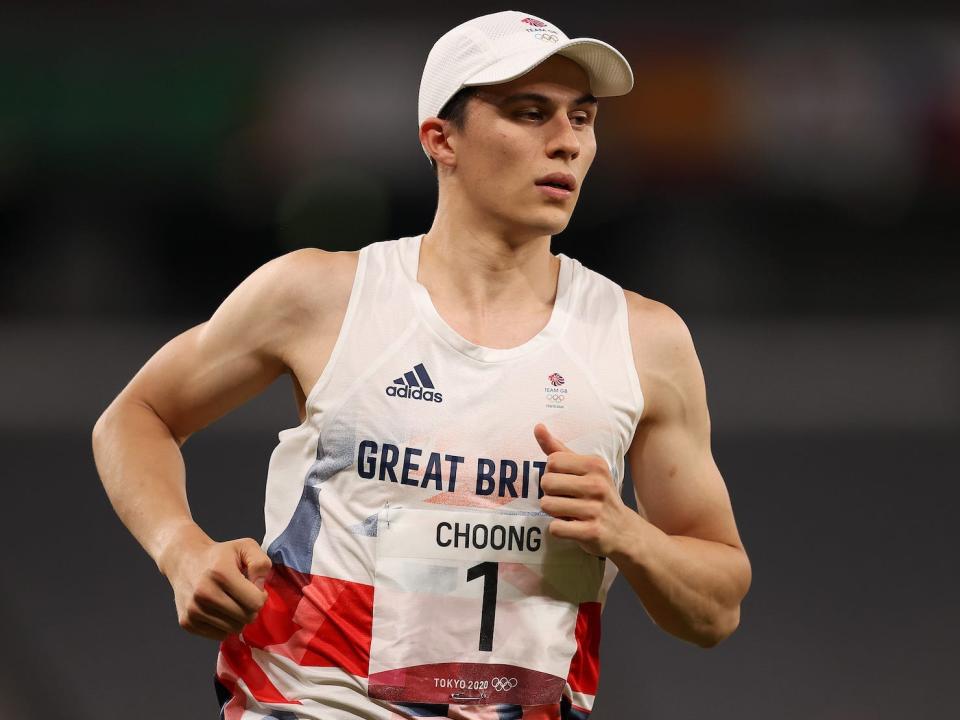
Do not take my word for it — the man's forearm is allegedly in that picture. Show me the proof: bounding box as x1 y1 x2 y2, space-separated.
92 400 208 574
607 512 751 648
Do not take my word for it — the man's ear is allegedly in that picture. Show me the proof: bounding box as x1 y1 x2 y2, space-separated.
420 118 457 170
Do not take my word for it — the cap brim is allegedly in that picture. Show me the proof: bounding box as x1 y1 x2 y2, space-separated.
462 37 634 97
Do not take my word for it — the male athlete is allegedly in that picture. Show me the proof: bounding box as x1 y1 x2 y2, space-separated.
93 10 751 720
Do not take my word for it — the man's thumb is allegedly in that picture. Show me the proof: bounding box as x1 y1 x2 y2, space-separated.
534 423 570 456
237 539 272 592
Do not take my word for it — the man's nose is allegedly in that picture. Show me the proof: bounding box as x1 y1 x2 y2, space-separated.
545 114 580 160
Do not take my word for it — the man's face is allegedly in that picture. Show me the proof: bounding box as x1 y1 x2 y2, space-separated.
445 54 598 237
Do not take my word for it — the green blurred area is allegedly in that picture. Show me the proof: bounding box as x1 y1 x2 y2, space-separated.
0 42 261 172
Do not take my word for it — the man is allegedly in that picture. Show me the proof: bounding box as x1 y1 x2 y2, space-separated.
93 10 751 720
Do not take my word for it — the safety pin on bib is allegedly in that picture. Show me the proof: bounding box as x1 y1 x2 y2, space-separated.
450 692 487 702
382 501 402 529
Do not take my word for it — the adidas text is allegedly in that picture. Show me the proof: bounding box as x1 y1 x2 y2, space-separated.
385 385 443 402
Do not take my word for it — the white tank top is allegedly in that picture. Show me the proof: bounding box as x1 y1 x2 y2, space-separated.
214 234 644 720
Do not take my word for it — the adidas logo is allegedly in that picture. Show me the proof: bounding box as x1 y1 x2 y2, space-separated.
385 362 443 403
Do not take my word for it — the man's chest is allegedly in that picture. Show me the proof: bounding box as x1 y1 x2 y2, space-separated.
312 351 620 510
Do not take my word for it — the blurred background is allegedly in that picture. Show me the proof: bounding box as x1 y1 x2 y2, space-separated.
1 2 957 718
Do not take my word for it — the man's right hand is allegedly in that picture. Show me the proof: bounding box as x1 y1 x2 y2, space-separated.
158 524 273 641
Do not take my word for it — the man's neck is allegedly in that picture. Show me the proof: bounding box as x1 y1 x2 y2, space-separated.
419 217 560 318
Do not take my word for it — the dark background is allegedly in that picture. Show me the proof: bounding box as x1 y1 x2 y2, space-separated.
1 2 957 718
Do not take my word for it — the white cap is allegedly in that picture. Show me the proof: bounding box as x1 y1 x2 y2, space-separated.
418 10 634 157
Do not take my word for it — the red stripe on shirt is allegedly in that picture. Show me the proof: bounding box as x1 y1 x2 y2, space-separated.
566 601 601 695
219 633 301 705
241 563 374 677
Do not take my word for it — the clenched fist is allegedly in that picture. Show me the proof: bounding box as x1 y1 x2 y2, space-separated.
534 422 636 559
158 525 272 641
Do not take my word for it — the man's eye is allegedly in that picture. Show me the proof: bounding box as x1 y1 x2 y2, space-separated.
517 109 592 125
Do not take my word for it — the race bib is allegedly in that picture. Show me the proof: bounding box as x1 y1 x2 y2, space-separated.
367 504 605 705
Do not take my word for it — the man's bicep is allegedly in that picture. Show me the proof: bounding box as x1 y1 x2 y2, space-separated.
111 252 313 443
627 415 741 549
121 322 283 444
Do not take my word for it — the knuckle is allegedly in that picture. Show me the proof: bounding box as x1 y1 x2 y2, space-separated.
193 582 214 603
186 603 206 622
242 538 264 556
230 538 252 552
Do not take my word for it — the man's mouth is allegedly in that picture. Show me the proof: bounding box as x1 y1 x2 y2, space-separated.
535 184 573 200
534 173 577 191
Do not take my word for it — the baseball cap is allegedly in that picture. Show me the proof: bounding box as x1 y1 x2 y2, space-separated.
418 10 634 159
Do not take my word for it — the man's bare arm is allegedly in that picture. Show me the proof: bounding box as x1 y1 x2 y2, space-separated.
91 247 355 639
610 291 752 648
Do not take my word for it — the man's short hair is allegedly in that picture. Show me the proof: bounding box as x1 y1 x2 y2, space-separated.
428 86 480 177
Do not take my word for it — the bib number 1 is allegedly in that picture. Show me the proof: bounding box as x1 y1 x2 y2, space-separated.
466 561 497 652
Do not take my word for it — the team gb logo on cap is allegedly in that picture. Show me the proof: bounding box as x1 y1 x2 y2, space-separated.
521 16 560 43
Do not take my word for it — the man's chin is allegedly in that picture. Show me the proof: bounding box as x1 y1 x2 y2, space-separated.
513 220 569 238
534 208 572 235
494 205 572 238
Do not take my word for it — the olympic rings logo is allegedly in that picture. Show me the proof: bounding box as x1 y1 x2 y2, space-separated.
491 677 519 692
536 32 559 43
547 394 566 403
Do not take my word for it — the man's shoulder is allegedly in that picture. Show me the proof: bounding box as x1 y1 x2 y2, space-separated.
622 289 701 402
623 289 693 354
256 247 360 318
265 246 360 288
567 264 694 367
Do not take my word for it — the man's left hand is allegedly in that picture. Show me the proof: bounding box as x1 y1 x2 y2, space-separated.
534 423 639 558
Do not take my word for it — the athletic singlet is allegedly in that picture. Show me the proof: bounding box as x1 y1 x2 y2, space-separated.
214 234 644 720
